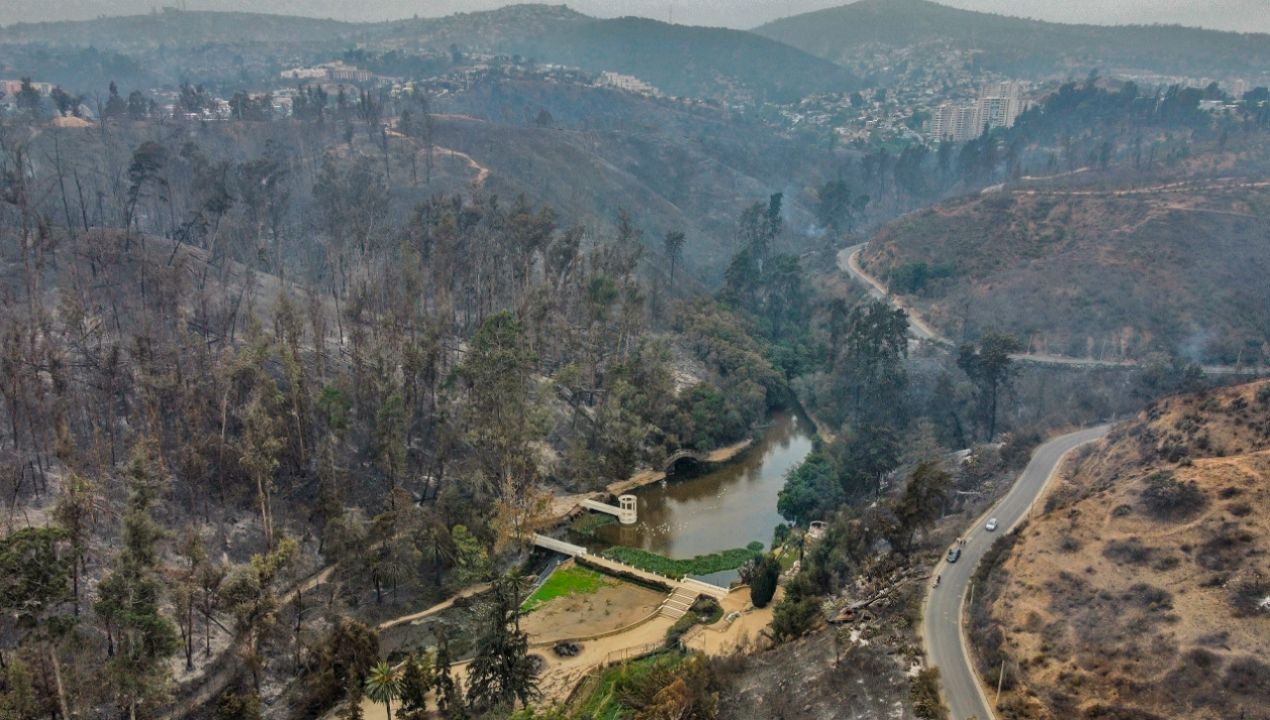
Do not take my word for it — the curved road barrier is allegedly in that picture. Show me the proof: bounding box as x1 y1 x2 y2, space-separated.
923 425 1110 720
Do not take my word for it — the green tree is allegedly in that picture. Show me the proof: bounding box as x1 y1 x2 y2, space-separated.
466 577 540 712
778 451 846 524
104 81 127 118
15 77 41 111
843 424 902 499
816 180 867 232
890 461 954 552
749 556 781 609
212 689 262 720
174 528 208 671
398 652 434 718
911 667 949 719
124 140 168 232
834 299 909 427
738 193 783 270
434 633 461 718
126 90 148 120
957 332 1023 441
420 520 456 586
52 472 95 616
365 662 402 720
769 575 819 642
451 312 545 533
374 394 409 507
343 676 366 720
240 385 285 550
0 526 73 720
663 230 686 283
450 525 490 586
0 659 39 720
221 536 299 691
94 440 180 720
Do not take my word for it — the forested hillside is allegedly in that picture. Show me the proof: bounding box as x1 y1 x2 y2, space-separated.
0 102 828 718
861 176 1270 365
756 0 1270 77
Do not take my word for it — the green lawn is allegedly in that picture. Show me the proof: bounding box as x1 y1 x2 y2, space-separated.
521 565 617 613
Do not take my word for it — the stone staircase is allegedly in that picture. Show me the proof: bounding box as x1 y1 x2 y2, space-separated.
659 586 698 619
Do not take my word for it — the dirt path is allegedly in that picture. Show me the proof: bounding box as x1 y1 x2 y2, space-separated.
162 565 335 720
376 582 492 631
434 146 490 185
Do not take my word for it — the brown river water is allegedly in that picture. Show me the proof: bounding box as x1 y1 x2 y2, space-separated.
589 410 815 585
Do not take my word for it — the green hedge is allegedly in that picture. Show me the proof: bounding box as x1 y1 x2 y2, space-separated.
600 543 763 578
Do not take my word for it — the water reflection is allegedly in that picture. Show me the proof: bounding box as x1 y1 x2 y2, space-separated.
593 411 814 572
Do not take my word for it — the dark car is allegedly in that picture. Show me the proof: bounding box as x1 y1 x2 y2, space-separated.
947 547 962 563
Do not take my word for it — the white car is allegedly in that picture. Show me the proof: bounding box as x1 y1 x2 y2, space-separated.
986 518 999 532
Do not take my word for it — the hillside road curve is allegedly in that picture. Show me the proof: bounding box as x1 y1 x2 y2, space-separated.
923 425 1110 720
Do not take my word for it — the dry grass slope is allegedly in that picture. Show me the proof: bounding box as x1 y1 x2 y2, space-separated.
979 381 1270 720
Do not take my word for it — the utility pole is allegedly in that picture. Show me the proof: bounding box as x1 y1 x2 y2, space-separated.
995 658 1006 705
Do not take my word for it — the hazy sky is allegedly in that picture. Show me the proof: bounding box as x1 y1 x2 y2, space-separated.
5 0 1270 33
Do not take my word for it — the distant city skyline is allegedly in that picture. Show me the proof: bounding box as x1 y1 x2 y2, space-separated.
4 0 1269 34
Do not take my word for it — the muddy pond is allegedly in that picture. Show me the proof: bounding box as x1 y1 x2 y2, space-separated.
589 410 815 586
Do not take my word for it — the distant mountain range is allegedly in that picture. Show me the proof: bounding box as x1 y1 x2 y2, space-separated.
0 5 857 102
4 0 1270 34
6 1 1270 100
755 0 1270 78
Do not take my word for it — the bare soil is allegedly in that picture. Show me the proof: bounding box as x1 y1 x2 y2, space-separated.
520 577 666 644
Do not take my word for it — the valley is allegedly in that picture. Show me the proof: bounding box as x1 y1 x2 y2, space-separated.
2 2 1270 720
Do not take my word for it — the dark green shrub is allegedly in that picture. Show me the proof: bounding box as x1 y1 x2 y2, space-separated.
749 556 781 609
665 612 700 647
1141 472 1205 519
213 690 262 720
911 667 949 719
769 573 819 641
772 523 790 548
1104 538 1154 565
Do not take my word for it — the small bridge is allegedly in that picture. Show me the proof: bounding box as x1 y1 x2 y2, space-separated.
663 449 709 471
532 534 588 557
579 496 638 524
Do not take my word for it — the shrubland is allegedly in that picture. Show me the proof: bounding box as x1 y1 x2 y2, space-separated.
971 381 1270 720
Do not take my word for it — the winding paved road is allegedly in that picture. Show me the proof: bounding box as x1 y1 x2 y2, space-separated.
923 426 1110 720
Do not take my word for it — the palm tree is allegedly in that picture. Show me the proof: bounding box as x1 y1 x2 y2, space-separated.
364 662 402 720
420 522 455 585
502 570 536 632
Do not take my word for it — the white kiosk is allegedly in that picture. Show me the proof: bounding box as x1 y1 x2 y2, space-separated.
618 495 638 525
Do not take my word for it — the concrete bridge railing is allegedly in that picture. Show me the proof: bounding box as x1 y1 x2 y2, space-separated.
579 495 638 524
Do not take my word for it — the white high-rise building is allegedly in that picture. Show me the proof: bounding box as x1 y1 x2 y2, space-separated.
930 83 1026 143
975 82 1023 131
930 104 982 142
